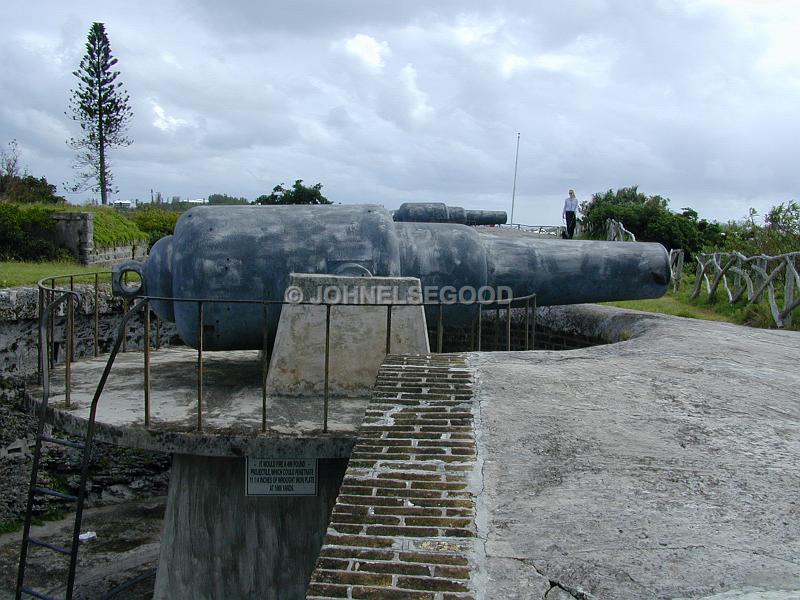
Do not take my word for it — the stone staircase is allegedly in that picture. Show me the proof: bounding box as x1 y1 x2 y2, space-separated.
307 353 478 600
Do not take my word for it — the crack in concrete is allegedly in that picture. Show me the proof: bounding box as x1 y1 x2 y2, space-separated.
477 550 590 600
707 545 800 567
566 544 800 567
471 366 490 600
471 363 590 600
544 582 590 600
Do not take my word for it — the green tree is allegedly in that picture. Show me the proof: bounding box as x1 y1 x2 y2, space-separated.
720 202 800 256
208 193 249 205
1 175 66 205
0 139 21 179
581 186 720 258
0 139 65 204
255 180 331 205
66 22 133 205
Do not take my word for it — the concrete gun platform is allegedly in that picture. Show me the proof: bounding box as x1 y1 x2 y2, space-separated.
470 305 800 599
23 303 800 598
37 347 368 457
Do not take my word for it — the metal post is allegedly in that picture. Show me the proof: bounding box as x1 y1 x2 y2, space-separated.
495 308 500 351
525 298 531 350
121 299 128 353
385 305 392 355
510 132 521 225
197 301 204 432
477 303 482 351
37 287 44 384
437 304 443 353
323 304 331 433
506 302 512 351
65 294 73 408
93 272 99 357
144 305 151 428
48 286 54 370
69 276 75 361
261 303 269 434
532 295 537 350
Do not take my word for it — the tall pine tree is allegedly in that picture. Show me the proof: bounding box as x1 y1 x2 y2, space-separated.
67 22 133 205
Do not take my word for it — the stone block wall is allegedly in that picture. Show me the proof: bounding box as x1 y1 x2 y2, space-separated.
89 242 148 265
0 285 178 376
52 211 94 264
51 211 148 265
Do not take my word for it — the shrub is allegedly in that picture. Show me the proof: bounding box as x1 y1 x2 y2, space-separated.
719 202 800 256
0 174 66 204
129 205 179 248
581 186 722 258
0 203 148 261
0 204 68 261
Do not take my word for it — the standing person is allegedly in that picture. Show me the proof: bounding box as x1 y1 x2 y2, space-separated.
562 189 579 239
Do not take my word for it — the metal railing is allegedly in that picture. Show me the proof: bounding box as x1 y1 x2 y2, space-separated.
35 271 164 392
16 285 152 600
36 275 537 435
498 223 566 237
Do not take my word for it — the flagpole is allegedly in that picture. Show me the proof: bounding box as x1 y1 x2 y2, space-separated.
510 132 520 225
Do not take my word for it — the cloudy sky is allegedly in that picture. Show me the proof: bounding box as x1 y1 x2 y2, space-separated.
1 0 798 225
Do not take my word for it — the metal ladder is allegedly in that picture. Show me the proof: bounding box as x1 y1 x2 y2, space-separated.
15 293 146 600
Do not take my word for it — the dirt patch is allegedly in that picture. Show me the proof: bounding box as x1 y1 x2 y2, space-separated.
0 377 169 599
0 498 164 599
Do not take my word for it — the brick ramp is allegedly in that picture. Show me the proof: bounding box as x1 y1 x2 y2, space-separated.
307 354 477 600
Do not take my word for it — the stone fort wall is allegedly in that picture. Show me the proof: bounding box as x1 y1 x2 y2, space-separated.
52 211 148 266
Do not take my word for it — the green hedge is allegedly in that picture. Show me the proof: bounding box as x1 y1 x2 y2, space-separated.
129 206 180 248
0 203 148 261
0 204 69 261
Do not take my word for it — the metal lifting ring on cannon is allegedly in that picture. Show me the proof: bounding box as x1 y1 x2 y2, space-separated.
112 262 146 298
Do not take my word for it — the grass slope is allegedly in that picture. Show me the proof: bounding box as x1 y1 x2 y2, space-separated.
0 261 111 288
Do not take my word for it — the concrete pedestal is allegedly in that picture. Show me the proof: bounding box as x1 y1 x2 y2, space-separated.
153 454 348 600
266 273 429 397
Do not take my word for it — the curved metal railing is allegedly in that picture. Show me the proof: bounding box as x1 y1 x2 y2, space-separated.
19 272 537 599
34 272 537 434
498 223 566 237
20 272 536 600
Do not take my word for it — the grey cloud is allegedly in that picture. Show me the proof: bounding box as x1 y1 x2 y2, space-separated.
2 0 797 222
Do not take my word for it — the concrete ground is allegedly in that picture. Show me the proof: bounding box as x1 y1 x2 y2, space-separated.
18 304 800 598
39 347 367 456
470 305 800 599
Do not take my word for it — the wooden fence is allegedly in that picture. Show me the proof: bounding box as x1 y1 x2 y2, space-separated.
691 251 800 327
605 218 636 242
669 249 684 291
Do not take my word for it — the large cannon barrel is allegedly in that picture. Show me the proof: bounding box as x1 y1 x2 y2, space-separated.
393 202 507 226
113 204 669 350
